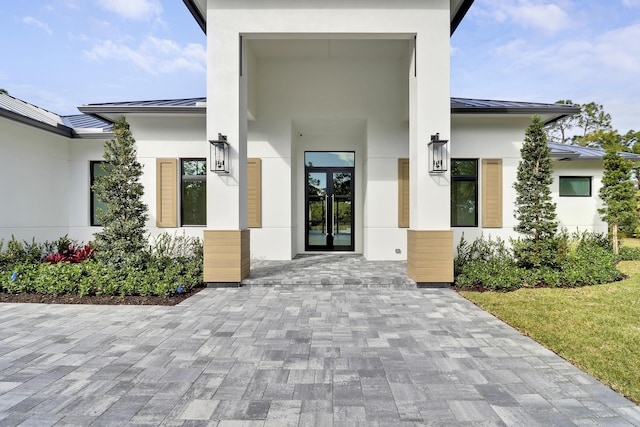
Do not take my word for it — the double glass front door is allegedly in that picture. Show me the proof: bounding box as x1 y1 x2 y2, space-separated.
305 152 354 251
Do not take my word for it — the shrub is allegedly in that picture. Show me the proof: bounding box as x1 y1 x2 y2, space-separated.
454 235 528 291
42 244 95 264
619 246 640 261
0 236 46 271
92 116 149 269
560 244 621 286
455 230 621 291
1 232 204 298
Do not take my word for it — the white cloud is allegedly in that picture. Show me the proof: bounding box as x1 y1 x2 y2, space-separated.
513 3 570 33
95 0 162 21
623 0 640 7
491 22 640 76
592 23 640 72
22 16 53 35
61 0 81 9
84 37 206 75
473 0 572 34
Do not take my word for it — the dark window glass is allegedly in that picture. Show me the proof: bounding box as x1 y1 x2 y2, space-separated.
451 159 478 227
182 159 207 226
559 176 591 197
90 161 110 226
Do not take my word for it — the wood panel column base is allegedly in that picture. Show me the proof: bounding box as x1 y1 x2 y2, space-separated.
407 230 453 286
203 230 250 285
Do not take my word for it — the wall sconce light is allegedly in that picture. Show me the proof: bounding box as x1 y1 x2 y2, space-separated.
428 133 448 173
209 133 229 174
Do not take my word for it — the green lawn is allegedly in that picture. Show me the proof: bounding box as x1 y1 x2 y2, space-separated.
459 260 640 404
622 237 640 248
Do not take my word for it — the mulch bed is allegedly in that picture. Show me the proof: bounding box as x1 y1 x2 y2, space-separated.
0 287 204 306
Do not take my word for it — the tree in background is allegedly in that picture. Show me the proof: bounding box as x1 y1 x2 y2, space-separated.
574 102 612 144
0 89 8 95
599 149 638 254
544 101 613 146
514 115 558 268
92 116 149 268
545 100 579 144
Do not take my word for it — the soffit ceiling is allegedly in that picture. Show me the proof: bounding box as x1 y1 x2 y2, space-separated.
248 39 413 60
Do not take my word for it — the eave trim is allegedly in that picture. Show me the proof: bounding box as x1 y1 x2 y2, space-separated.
0 109 73 137
183 0 206 34
78 106 207 115
451 0 475 35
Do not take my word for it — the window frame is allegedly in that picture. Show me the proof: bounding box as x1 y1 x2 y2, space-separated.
559 176 592 197
90 161 109 226
451 158 479 227
180 158 207 226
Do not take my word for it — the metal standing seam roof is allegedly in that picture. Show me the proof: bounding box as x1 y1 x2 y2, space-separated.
0 93 63 127
0 93 112 136
548 142 640 161
60 114 113 132
81 96 576 114
451 97 581 116
82 97 207 108
78 97 207 115
7 95 624 161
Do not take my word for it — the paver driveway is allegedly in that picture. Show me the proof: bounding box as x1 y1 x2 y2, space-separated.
1 287 639 426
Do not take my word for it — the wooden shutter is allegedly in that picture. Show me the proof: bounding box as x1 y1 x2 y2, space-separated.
247 158 262 228
398 158 410 228
156 158 177 227
482 159 502 228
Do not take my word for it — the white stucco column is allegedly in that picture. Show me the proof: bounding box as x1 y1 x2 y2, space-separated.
203 24 250 283
407 17 454 285
409 34 450 229
206 32 248 230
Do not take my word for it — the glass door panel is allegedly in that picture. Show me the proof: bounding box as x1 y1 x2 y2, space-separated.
308 199 327 247
305 166 354 251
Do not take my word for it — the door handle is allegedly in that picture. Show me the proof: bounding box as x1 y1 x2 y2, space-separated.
331 194 335 236
324 194 329 236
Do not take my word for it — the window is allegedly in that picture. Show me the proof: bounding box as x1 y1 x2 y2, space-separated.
305 151 355 167
559 176 592 197
90 161 109 226
451 159 478 227
181 159 207 226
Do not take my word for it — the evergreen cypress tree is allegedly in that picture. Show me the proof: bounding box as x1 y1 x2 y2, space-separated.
92 116 149 268
513 115 558 268
599 149 638 254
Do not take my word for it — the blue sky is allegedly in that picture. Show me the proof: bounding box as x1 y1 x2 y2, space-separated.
1 0 639 133
0 0 205 115
452 0 640 133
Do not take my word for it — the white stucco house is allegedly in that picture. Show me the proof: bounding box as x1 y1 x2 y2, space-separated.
1 0 634 285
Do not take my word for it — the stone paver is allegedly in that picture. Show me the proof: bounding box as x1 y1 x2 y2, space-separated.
1 262 639 425
244 255 417 287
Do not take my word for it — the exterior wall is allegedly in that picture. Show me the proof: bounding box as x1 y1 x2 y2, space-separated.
68 114 207 244
451 115 526 246
553 160 607 233
0 119 70 243
451 115 608 250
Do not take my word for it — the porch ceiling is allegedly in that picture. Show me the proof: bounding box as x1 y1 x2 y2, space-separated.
248 39 413 60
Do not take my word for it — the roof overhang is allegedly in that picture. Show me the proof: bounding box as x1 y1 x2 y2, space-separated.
451 98 580 125
183 0 206 34
0 108 73 137
183 0 475 36
78 105 206 122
